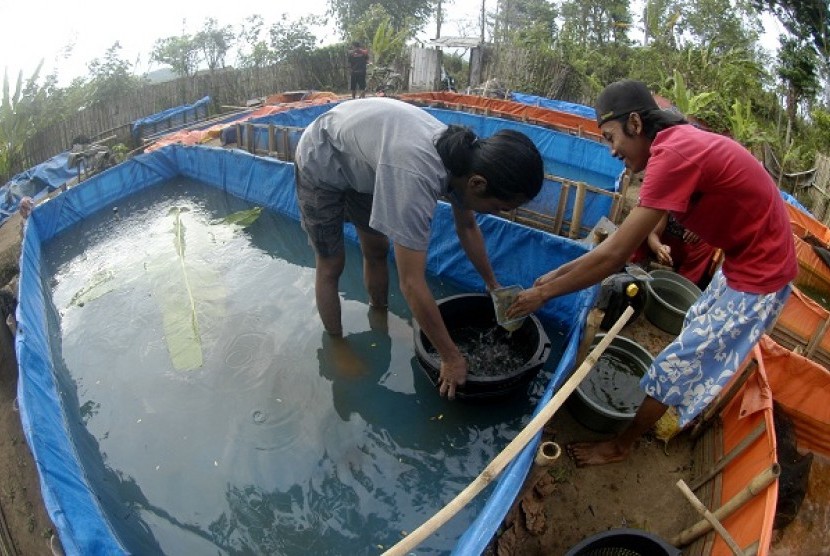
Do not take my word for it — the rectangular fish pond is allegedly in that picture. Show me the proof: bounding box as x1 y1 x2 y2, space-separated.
17 145 595 555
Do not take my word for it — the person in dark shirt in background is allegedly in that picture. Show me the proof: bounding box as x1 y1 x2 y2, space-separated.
631 212 718 289
348 42 369 99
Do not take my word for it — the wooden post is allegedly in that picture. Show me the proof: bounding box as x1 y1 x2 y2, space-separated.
568 181 587 239
246 124 255 154
268 124 276 155
282 127 294 162
615 170 632 225
552 181 571 236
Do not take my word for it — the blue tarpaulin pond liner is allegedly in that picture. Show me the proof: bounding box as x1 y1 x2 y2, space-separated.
131 95 212 141
17 144 596 555
509 92 597 120
225 101 625 236
0 151 76 226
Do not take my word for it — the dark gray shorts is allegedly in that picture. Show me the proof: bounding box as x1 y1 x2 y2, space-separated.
295 165 381 257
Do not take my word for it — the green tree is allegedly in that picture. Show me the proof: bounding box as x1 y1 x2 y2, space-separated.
777 36 820 144
194 18 235 72
753 0 829 63
494 0 558 46
559 0 632 48
86 43 144 106
642 0 682 47
0 63 44 180
236 15 273 68
151 35 201 78
269 15 321 63
347 4 412 66
328 0 436 37
676 0 761 52
369 14 409 67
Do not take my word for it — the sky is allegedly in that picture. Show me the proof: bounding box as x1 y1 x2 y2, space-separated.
0 0 783 88
0 0 488 87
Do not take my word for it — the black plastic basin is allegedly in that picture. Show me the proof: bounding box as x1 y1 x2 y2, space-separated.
413 293 551 401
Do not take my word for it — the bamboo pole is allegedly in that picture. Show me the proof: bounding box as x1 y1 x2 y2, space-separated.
382 306 635 555
689 421 766 491
672 463 780 547
569 181 587 239
676 479 745 556
805 314 830 357
575 307 604 366
552 181 571 235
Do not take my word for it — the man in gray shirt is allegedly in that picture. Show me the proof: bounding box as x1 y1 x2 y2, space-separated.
295 98 543 399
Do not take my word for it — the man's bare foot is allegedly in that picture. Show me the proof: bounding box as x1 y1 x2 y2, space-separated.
367 305 388 332
327 336 368 379
567 439 630 467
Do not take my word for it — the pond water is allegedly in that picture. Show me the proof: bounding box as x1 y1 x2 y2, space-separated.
42 179 568 555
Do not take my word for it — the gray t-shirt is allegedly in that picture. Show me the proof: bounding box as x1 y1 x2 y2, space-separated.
295 98 450 251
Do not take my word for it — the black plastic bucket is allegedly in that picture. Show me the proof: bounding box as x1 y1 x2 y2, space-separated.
413 293 551 400
564 528 680 556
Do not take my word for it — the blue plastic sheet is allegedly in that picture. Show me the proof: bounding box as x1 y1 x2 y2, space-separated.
131 96 212 140
509 92 597 120
231 102 625 234
0 152 76 226
780 189 812 216
17 144 596 555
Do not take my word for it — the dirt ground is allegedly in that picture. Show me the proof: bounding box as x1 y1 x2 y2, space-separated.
485 315 701 555
0 211 57 556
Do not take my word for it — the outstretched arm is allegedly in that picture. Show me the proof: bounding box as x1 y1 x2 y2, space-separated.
507 207 666 317
452 204 499 291
647 213 673 266
394 242 467 400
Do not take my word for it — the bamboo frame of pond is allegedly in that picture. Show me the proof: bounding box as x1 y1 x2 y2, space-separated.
689 421 766 492
381 306 635 555
677 479 745 556
399 98 603 142
231 127 622 241
671 464 781 548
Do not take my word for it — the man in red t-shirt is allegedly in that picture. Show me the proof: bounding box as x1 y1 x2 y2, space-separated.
508 79 797 466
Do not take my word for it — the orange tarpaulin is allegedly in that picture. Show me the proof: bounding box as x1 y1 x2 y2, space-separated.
774 285 830 355
712 341 777 556
760 336 830 456
708 335 830 555
786 203 830 246
398 91 602 140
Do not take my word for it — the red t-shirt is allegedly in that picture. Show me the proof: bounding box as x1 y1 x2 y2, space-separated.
638 125 797 294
